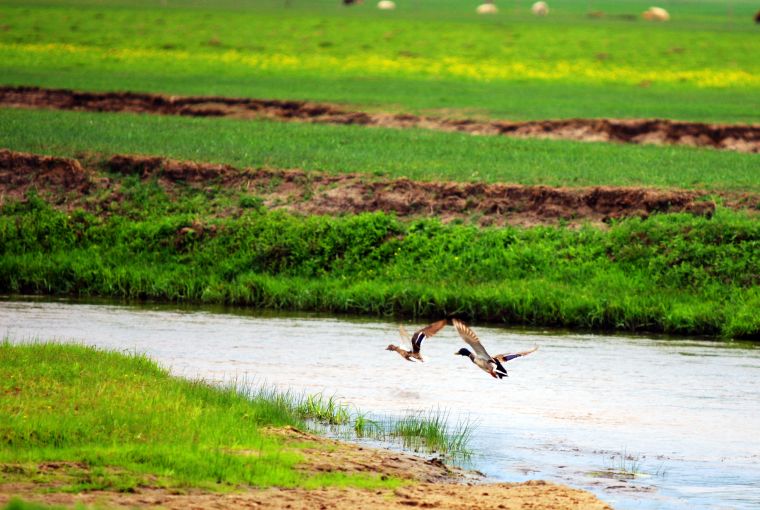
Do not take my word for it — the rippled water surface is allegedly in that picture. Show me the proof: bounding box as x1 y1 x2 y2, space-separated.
2 299 759 509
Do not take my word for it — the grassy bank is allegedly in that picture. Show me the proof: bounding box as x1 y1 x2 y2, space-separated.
0 341 473 496
0 0 758 122
1 195 757 338
2 108 758 191
0 341 399 491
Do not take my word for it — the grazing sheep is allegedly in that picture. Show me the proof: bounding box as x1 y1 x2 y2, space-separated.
531 1 549 16
342 0 362 5
476 2 498 14
377 0 395 9
642 6 670 21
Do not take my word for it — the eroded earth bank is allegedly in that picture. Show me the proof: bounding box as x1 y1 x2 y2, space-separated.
2 86 759 153
3 149 754 227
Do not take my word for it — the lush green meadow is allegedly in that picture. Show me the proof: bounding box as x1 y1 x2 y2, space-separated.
1 191 758 338
2 108 758 192
1 0 758 121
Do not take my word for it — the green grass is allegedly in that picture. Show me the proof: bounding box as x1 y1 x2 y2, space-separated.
0 341 408 492
2 499 83 510
2 108 758 192
1 194 758 338
0 0 758 121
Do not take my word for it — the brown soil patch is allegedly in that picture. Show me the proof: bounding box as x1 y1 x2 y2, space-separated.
266 426 470 484
0 149 95 201
2 86 759 153
0 427 613 510
3 149 751 226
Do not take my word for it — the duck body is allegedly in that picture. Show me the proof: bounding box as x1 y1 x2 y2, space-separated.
386 319 447 362
455 346 508 378
386 344 418 361
453 319 526 379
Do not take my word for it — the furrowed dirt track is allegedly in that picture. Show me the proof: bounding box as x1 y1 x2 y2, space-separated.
2 86 759 153
3 149 754 226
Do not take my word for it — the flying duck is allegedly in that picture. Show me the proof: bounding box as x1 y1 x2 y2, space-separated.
453 319 538 378
386 319 447 362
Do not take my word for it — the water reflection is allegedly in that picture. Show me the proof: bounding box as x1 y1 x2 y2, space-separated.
1 299 759 510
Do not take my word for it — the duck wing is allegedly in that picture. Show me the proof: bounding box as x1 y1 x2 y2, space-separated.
411 319 447 354
399 324 412 345
493 345 539 362
452 319 492 360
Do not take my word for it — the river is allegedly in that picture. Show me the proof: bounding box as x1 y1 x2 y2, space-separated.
1 299 758 509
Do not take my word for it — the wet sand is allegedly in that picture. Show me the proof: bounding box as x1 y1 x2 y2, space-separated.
0 426 612 510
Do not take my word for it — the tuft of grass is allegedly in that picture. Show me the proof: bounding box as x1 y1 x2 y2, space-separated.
388 409 475 458
589 449 669 480
297 394 351 426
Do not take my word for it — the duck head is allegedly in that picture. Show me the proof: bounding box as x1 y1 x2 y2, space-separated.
386 344 398 351
455 347 472 356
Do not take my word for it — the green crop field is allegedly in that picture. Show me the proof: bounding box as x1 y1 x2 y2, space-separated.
0 0 758 121
2 108 758 191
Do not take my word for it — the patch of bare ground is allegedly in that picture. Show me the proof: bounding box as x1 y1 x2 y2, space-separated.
0 427 613 510
3 149 757 226
2 86 759 153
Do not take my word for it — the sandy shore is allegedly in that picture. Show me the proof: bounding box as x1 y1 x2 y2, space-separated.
0 426 612 510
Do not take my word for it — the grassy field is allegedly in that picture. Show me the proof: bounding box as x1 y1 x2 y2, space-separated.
0 0 758 121
0 0 758 340
2 108 758 192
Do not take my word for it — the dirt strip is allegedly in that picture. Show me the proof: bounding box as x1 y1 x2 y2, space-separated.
2 86 759 153
1 149 737 226
0 426 613 510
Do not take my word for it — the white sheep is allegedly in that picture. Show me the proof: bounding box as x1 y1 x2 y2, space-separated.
377 0 396 9
642 6 670 21
476 2 498 14
531 1 549 16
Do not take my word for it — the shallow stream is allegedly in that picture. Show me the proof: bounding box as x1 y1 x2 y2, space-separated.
2 299 758 509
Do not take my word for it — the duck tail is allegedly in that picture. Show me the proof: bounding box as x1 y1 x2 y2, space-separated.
493 358 508 379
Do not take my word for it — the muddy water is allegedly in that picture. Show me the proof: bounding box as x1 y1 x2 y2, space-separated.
2 299 759 510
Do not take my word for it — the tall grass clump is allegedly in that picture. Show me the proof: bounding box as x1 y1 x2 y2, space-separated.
388 409 474 457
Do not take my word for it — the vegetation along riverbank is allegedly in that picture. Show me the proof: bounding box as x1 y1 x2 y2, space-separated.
0 341 612 510
0 150 758 339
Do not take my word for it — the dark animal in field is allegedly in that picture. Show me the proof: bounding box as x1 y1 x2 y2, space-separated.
755 10 760 23
386 320 447 362
453 319 538 379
